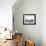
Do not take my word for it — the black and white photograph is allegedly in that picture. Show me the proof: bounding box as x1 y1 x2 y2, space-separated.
23 14 36 25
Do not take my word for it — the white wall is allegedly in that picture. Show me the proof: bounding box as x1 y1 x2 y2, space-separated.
0 0 16 30
41 0 46 46
13 0 41 46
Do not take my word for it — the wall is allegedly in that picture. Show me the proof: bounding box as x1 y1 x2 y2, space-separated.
41 0 46 46
0 0 17 39
13 0 41 46
0 0 16 30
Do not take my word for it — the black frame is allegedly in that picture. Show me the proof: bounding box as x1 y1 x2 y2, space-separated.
23 14 36 25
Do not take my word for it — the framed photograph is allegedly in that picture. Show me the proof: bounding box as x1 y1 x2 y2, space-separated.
23 14 36 25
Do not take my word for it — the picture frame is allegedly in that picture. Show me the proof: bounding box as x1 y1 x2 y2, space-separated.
23 14 36 25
